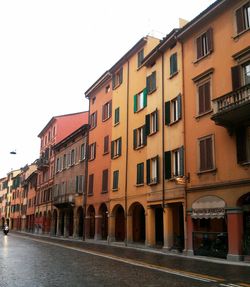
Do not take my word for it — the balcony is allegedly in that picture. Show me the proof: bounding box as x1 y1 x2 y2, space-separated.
53 193 75 208
211 84 250 130
36 157 49 170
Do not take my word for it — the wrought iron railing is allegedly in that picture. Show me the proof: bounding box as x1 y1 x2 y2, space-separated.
193 231 228 259
213 83 250 113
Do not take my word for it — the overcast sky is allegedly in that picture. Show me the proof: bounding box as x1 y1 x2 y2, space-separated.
0 0 216 178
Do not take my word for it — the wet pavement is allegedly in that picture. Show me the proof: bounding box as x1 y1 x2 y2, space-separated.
1 232 250 287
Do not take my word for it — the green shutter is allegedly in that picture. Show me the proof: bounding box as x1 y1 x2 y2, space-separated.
134 94 137 112
180 146 184 176
165 101 171 125
145 114 150 136
119 68 123 84
152 71 156 91
146 76 150 92
133 129 137 149
143 88 147 107
146 159 151 185
111 141 114 159
118 138 122 156
115 107 120 124
164 151 172 179
177 94 182 119
113 170 119 190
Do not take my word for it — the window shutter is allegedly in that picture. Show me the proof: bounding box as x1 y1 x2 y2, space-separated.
170 53 177 75
196 35 202 59
134 94 137 112
146 76 150 92
207 28 213 53
119 68 123 84
112 75 116 89
143 88 147 107
236 7 244 34
94 143 96 159
206 137 213 170
133 129 137 149
118 138 122 156
102 105 105 121
113 171 119 190
236 127 247 163
180 146 184 176
145 114 150 135
204 82 211 111
199 139 206 171
146 159 151 184
155 109 159 132
102 169 108 193
75 176 79 193
165 101 171 125
115 107 119 124
111 141 114 159
198 85 205 114
164 151 172 179
143 125 147 146
177 94 182 119
156 155 159 183
231 65 241 90
152 71 156 91
88 174 94 195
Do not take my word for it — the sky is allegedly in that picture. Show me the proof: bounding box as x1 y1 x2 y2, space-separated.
0 0 216 178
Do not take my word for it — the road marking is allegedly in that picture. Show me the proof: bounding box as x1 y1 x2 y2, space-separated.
12 234 224 283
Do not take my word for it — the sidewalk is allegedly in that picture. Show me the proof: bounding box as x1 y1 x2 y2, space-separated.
14 230 250 267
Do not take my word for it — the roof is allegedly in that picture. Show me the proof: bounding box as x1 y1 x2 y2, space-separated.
85 71 111 98
177 0 227 39
53 124 89 151
38 111 88 137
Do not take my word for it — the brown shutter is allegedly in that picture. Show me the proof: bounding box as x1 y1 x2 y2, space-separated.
198 85 205 114
206 137 213 170
196 35 202 59
231 65 241 90
207 28 213 53
102 169 108 193
236 7 244 34
199 139 206 171
204 81 211 111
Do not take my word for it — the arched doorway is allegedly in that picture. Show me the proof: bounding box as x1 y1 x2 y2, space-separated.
77 207 84 238
87 205 95 239
114 205 125 241
99 203 108 240
129 203 145 243
238 192 250 256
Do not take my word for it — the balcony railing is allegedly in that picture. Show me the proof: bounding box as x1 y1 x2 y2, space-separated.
36 157 49 170
211 83 250 128
53 192 76 208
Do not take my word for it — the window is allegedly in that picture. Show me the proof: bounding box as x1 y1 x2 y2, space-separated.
56 158 60 173
146 71 156 94
134 88 147 112
112 170 119 190
170 53 178 76
236 126 250 164
136 163 144 185
111 137 122 159
88 174 94 195
197 80 211 115
243 62 250 84
75 175 84 194
90 111 97 129
198 135 215 172
114 107 120 125
145 110 158 136
235 2 250 34
102 101 112 121
102 169 108 193
63 154 67 169
89 143 96 161
133 126 147 149
106 85 110 93
103 135 109 154
81 143 86 160
231 61 250 89
196 28 213 60
146 156 159 185
112 68 123 89
138 49 144 68
164 147 184 179
70 149 75 165
165 94 182 125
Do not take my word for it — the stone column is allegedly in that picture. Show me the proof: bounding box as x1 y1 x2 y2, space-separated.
127 213 133 243
163 204 173 250
108 214 115 242
64 212 69 237
146 206 155 247
227 208 243 262
182 202 187 253
94 215 102 240
186 211 194 256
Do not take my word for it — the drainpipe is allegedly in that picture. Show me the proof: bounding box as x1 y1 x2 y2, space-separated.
161 53 165 211
125 60 130 247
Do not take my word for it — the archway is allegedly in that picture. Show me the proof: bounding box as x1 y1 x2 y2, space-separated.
114 205 125 241
238 192 250 256
99 203 108 240
129 202 145 243
87 205 95 239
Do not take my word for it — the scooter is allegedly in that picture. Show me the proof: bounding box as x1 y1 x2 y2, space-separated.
3 226 9 235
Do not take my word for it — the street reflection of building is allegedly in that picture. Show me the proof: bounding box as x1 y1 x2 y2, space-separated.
178 0 250 261
52 124 88 238
0 176 8 228
35 112 89 235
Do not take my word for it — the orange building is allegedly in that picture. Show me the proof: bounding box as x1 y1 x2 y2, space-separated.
35 112 88 234
179 0 250 261
85 72 112 240
25 170 37 232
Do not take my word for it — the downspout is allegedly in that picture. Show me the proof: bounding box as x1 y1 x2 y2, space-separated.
161 53 165 211
125 60 130 246
83 103 90 241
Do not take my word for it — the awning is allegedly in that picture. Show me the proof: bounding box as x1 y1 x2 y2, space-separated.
191 195 226 219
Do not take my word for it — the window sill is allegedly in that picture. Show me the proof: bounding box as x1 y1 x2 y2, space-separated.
193 51 213 64
239 161 250 166
135 106 145 113
103 151 109 156
135 183 144 187
89 126 97 131
88 158 95 162
112 154 121 160
233 28 250 40
112 82 122 90
88 193 93 197
147 180 158 186
195 109 213 119
148 130 157 137
168 118 181 126
147 88 157 95
102 116 111 122
112 188 119 192
101 191 108 194
169 71 179 79
114 122 120 127
197 168 217 175
135 144 146 150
